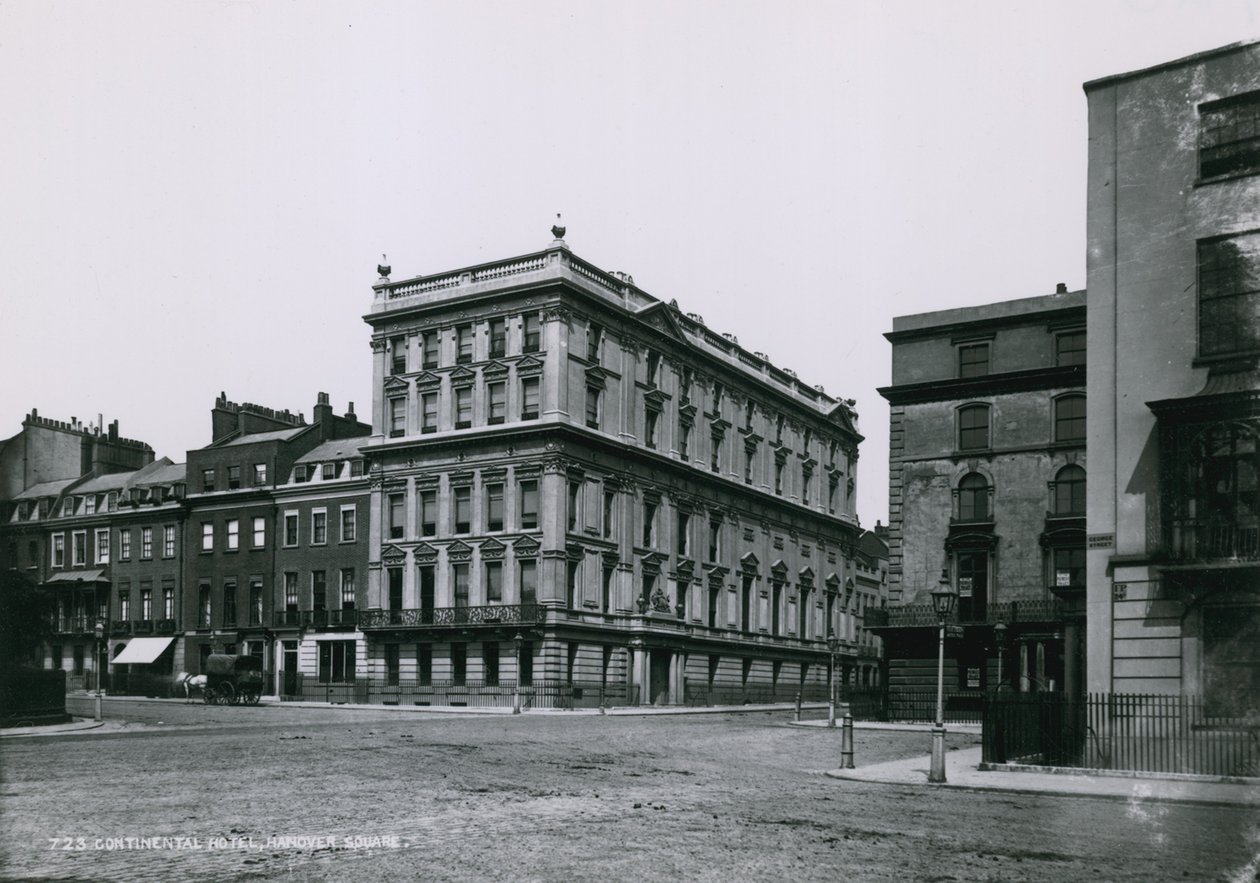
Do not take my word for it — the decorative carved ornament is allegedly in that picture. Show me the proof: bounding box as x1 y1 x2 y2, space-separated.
480 538 506 560
381 544 407 565
413 542 439 565
446 540 473 563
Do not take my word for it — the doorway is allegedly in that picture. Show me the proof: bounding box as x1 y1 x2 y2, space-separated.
649 649 671 705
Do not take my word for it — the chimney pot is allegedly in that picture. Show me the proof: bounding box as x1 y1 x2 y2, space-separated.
1055 282 1068 294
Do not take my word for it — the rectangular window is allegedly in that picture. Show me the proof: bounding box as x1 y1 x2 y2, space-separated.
163 525 175 557
72 531 86 566
453 563 470 607
567 480 581 531
118 529 130 561
587 323 603 362
676 510 690 557
389 398 406 437
318 641 355 684
312 510 327 545
1200 92 1260 179
487 382 506 425
202 469 215 492
523 313 541 353
485 561 503 603
252 516 265 548
453 486 471 534
51 533 65 568
1052 547 1086 589
456 324 473 363
222 580 237 626
249 579 262 625
391 336 407 374
284 573 298 610
486 483 504 532
253 463 267 486
585 386 601 429
341 506 356 542
644 411 659 449
226 519 239 551
521 377 540 420
84 496 96 515
295 465 308 483
119 590 131 622
1199 231 1260 358
340 568 356 609
603 490 616 539
199 583 211 627
417 643 433 686
958 342 990 378
312 571 327 611
566 558 579 608
489 318 507 358
227 466 241 490
1054 396 1086 443
958 405 990 451
421 391 438 432
519 480 539 530
519 560 537 604
645 351 660 387
140 526 153 560
602 564 615 612
96 528 110 564
744 447 755 484
642 499 657 547
1055 330 1086 367
322 463 336 480
451 643 467 686
163 585 174 619
284 512 298 546
454 386 473 429
419 489 437 537
774 459 784 495
422 330 439 368
62 497 76 517
484 642 500 686
708 517 721 562
389 493 405 540
679 423 691 460
710 434 722 472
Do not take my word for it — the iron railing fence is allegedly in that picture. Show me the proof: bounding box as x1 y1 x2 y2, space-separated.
983 692 1260 777
278 673 638 709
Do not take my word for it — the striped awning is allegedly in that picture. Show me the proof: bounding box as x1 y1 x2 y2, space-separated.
44 569 107 585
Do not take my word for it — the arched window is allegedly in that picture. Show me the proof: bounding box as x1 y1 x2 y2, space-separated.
1053 465 1086 515
958 404 990 450
958 473 990 522
1054 395 1086 443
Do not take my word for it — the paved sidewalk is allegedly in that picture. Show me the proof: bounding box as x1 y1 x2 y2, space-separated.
791 717 982 735
1 718 109 738
826 746 1260 808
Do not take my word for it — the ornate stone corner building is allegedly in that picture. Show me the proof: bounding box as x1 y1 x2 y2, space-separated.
361 233 866 704
1084 40 1260 710
875 288 1087 706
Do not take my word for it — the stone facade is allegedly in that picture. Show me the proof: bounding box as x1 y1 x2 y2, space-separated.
1084 39 1260 707
877 290 1087 702
361 234 873 704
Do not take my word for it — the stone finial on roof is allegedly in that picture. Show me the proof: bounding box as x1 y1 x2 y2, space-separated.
551 213 566 242
377 254 391 281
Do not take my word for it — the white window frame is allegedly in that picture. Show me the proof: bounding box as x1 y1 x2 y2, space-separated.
252 516 266 548
118 528 131 561
141 526 153 560
163 525 175 558
71 530 87 567
340 505 357 543
201 522 214 552
283 511 299 547
95 528 110 565
311 508 328 546
226 518 240 551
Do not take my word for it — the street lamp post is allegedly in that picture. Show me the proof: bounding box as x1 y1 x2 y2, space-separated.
512 632 524 715
929 570 957 784
826 631 839 728
93 620 105 722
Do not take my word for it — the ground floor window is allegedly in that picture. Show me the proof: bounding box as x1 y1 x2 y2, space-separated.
1203 605 1260 716
72 645 84 675
318 641 355 684
519 640 534 686
484 642 499 686
385 644 399 686
451 643 467 686
417 643 432 686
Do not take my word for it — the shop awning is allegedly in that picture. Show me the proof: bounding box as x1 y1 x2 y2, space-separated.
112 637 175 664
44 569 106 585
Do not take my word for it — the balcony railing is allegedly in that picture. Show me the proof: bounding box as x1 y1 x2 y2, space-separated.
110 619 132 636
271 609 360 628
358 603 545 630
866 598 1066 629
52 616 94 635
1169 518 1260 562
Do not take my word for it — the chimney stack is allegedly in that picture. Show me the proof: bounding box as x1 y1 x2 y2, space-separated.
1055 282 1068 294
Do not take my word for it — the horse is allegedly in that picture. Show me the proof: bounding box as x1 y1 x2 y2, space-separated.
174 671 208 703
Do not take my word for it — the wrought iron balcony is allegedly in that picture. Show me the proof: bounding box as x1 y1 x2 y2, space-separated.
53 616 94 635
359 603 545 630
271 609 359 628
110 619 132 636
132 620 154 635
1168 518 1260 563
155 619 177 635
866 599 1065 629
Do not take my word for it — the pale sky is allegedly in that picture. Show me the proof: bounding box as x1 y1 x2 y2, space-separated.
2 1 1258 524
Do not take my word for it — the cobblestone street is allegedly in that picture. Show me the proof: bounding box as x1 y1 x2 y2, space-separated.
2 699 1257 882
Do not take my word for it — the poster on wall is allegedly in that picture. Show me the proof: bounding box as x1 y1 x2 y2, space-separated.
1056 571 1072 587
958 577 973 598
967 667 981 689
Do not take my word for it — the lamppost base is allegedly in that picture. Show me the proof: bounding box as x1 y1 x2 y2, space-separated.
928 725 947 783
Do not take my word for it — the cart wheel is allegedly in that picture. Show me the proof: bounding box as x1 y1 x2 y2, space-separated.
218 682 236 705
247 691 261 706
203 689 214 705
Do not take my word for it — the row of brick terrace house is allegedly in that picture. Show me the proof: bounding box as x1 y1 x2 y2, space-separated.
0 234 887 703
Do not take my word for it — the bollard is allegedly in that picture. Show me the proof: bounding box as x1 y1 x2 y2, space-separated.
599 687 606 715
841 714 855 769
795 692 802 722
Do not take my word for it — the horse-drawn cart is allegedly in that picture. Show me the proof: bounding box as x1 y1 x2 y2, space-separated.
202 654 264 705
